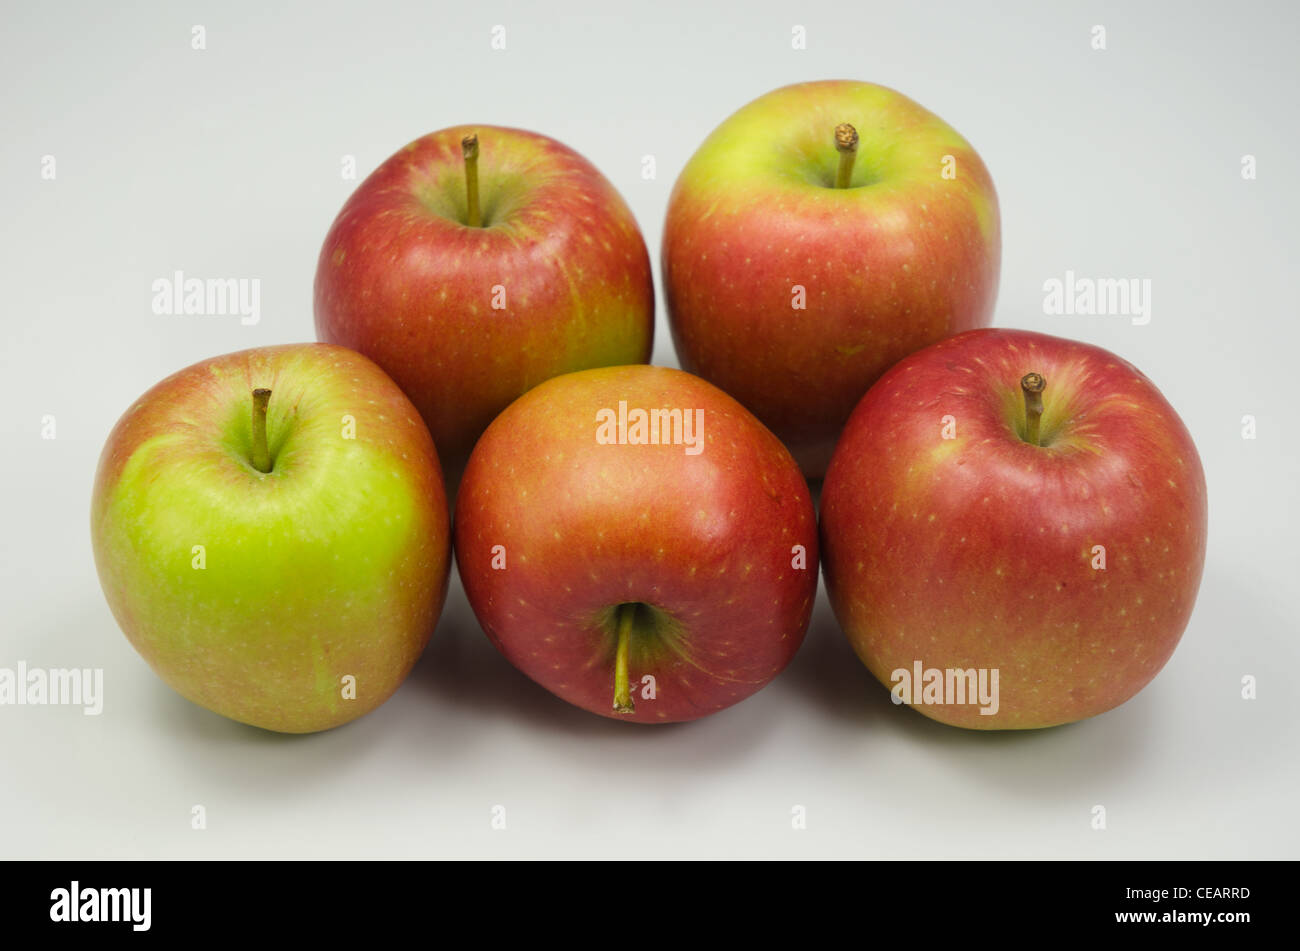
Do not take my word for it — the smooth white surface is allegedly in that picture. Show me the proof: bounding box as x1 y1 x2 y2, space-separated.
1 0 1296 859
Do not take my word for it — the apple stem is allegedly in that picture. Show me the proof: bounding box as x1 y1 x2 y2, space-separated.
612 603 635 714
1021 372 1046 446
834 123 859 188
251 388 272 473
462 133 482 228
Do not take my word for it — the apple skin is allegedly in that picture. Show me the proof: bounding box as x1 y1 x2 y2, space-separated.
454 365 819 723
90 344 451 733
820 328 1207 729
663 79 1000 478
315 124 654 476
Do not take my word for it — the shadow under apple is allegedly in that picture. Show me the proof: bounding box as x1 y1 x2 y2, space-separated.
401 574 794 772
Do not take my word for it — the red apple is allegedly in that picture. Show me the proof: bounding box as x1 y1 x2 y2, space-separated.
454 365 819 722
663 79 1000 477
820 328 1207 729
315 124 654 477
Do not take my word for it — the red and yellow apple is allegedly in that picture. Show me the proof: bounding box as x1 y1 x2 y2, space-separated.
315 124 654 477
454 365 819 722
663 79 1000 477
820 328 1207 729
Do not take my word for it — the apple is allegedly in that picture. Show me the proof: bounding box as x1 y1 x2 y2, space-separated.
663 79 1001 478
315 124 655 480
820 328 1207 729
454 365 819 722
90 344 452 733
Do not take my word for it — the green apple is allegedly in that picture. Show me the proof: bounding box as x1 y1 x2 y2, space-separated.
90 344 451 733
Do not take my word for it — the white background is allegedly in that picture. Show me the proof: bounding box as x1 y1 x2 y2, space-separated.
2 0 1296 858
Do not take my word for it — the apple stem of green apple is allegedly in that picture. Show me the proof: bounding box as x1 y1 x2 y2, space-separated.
462 133 481 228
834 123 859 189
251 388 273 473
613 603 635 714
1021 373 1046 446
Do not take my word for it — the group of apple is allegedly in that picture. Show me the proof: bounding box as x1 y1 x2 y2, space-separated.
91 80 1207 735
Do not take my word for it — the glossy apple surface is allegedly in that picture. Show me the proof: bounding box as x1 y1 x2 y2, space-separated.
664 80 1000 477
455 365 819 722
820 328 1207 729
91 344 451 733
316 124 654 477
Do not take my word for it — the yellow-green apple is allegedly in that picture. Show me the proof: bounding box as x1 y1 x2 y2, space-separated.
820 328 1207 729
315 124 654 479
663 79 1001 478
454 365 819 722
90 344 451 733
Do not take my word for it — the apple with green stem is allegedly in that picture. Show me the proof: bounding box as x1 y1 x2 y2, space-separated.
820 328 1208 729
663 79 1001 478
91 344 452 733
454 365 819 722
315 124 654 481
